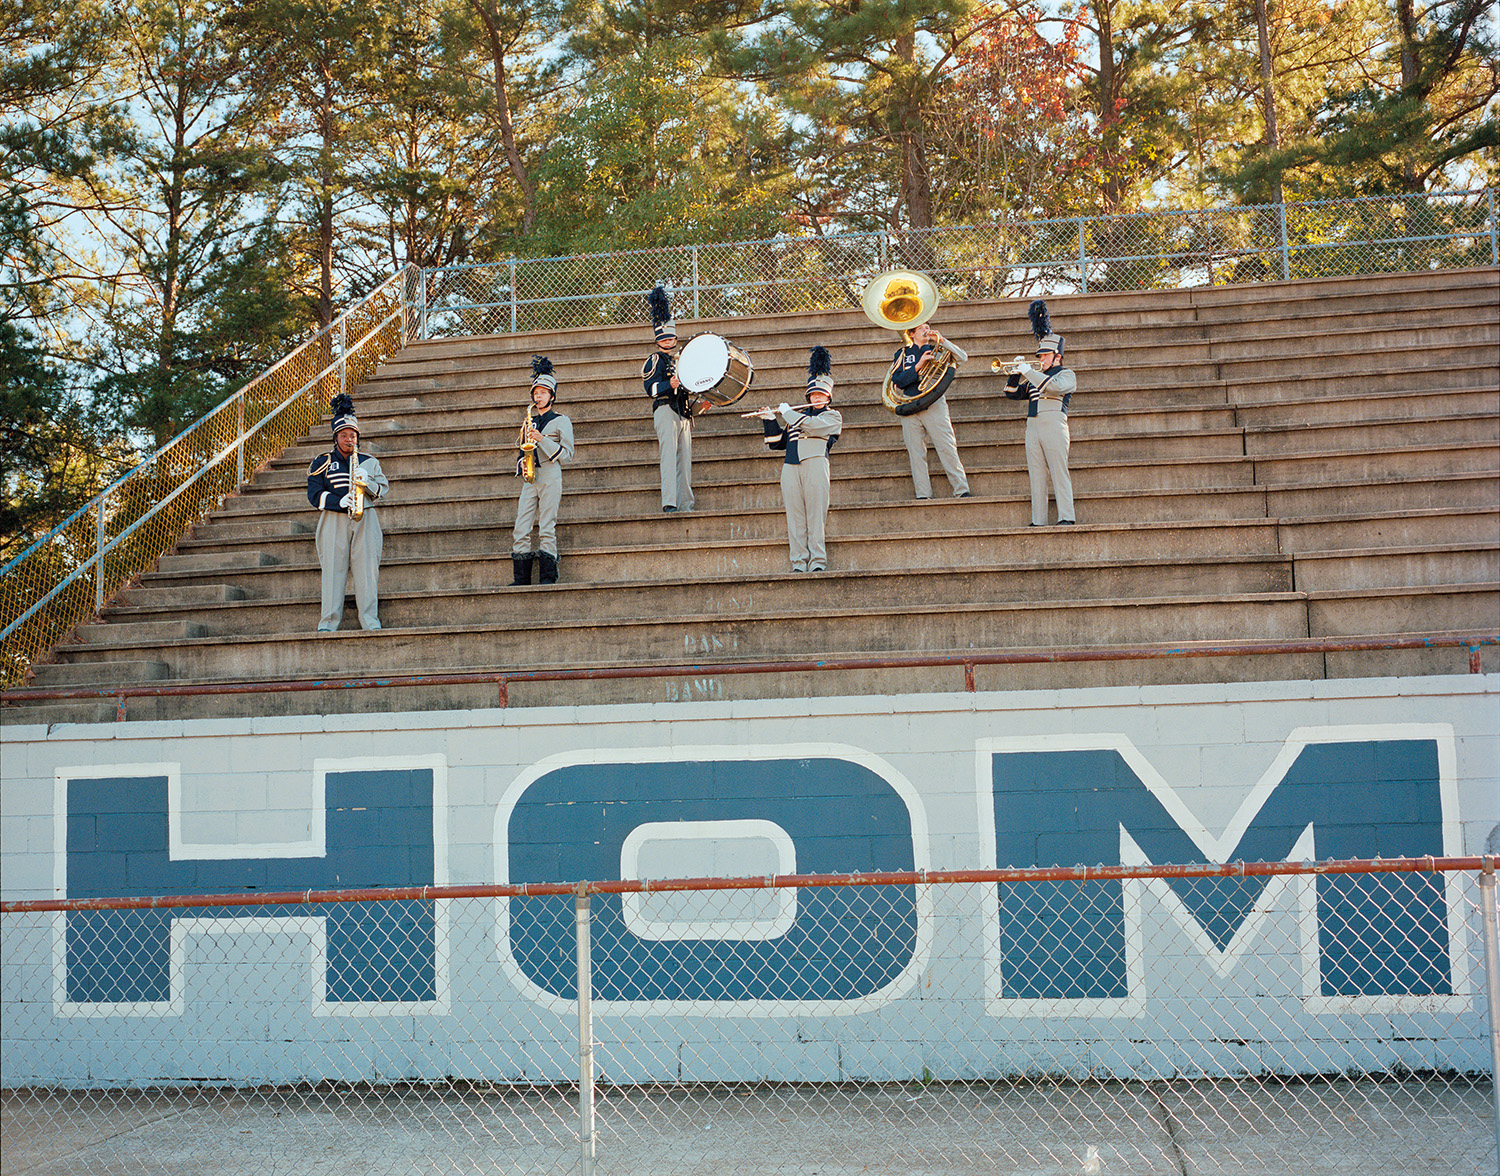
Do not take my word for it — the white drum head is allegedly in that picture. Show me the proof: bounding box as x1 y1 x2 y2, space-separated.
677 333 730 392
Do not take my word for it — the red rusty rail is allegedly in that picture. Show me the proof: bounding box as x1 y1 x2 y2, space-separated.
3 633 1495 720
4 856 1492 915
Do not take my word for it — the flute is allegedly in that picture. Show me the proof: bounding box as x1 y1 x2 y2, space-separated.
739 402 816 418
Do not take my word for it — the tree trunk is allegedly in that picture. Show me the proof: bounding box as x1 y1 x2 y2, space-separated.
1253 0 1283 206
470 0 537 237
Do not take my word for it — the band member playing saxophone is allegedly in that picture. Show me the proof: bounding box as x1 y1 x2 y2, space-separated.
891 321 971 499
644 286 694 513
306 393 389 631
511 356 575 585
751 347 842 573
1004 300 1077 526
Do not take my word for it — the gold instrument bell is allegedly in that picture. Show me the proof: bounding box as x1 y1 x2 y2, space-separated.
861 269 940 331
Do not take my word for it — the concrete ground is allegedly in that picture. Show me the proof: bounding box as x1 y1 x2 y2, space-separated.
3 1078 1495 1176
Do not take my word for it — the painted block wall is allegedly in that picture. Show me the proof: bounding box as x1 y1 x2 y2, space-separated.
2 675 1497 1088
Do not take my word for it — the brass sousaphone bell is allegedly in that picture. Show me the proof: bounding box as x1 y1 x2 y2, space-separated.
862 270 956 415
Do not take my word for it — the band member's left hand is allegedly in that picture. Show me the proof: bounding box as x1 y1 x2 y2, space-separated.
777 402 793 417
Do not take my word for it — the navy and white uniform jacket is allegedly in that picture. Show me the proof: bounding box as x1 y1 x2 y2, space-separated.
762 406 842 463
643 352 690 418
1005 364 1076 415
307 449 388 510
891 338 969 393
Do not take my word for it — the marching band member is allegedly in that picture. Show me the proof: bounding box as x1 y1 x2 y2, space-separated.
1004 300 1077 526
754 347 842 573
891 320 971 499
306 393 389 631
510 356 576 585
644 286 694 513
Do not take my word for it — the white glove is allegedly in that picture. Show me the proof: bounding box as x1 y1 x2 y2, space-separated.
1011 355 1026 371
352 468 369 489
756 408 777 421
337 492 352 510
777 402 793 417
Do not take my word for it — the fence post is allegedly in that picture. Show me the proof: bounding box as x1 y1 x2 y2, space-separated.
1480 860 1500 1173
339 318 347 399
94 498 105 613
1278 202 1291 280
236 393 245 487
419 268 429 340
509 258 518 334
1077 218 1088 293
576 888 596 1176
692 245 701 319
1490 189 1497 267
879 230 888 271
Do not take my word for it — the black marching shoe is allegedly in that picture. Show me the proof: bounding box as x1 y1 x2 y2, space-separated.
539 552 559 584
511 554 534 585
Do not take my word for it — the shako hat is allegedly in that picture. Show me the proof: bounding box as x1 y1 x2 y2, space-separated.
330 393 359 438
530 354 557 400
1029 300 1064 356
806 345 834 400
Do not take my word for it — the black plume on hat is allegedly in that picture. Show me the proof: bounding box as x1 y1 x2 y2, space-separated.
648 286 672 326
808 346 832 380
531 355 553 379
1028 300 1051 340
649 286 677 342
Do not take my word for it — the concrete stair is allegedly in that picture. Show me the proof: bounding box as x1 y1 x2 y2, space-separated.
5 266 1497 724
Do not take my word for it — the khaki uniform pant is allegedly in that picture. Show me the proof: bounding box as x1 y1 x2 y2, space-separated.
512 462 564 556
316 509 383 630
1025 402 1074 525
781 458 831 571
900 396 969 497
654 404 694 510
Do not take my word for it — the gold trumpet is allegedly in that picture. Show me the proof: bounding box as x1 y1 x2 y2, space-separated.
990 355 1029 376
740 402 816 418
518 403 537 483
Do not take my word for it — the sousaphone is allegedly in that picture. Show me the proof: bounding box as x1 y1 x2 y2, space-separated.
862 270 955 415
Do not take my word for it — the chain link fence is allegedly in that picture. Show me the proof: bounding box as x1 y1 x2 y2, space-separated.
0 267 422 690
4 858 1497 1175
419 189 1499 339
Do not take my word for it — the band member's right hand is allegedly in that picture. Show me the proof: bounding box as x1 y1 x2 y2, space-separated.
669 375 679 390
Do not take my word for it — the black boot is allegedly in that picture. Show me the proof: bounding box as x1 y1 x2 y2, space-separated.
511 554 534 586
538 551 559 584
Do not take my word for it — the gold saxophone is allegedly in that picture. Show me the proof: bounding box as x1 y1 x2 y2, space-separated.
348 438 365 520
519 403 537 483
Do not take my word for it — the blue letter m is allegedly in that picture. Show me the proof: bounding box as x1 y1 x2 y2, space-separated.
983 728 1459 1011
61 765 438 1014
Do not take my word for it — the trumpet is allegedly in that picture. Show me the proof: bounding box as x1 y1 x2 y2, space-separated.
990 355 1029 376
740 401 816 419
518 403 537 483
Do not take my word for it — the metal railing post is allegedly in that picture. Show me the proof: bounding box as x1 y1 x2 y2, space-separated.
339 318 347 398
509 258 518 334
236 393 245 487
420 269 429 340
1077 218 1088 293
1480 860 1500 1175
93 499 105 613
879 230 888 271
576 888 596 1176
1278 202 1291 280
692 245 701 319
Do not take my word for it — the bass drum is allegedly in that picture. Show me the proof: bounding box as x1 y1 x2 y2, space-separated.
676 333 754 408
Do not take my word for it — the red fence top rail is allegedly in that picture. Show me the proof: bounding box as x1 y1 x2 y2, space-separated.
3 855 1493 914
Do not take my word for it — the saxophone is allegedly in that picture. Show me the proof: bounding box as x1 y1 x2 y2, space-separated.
348 438 365 519
519 403 537 483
